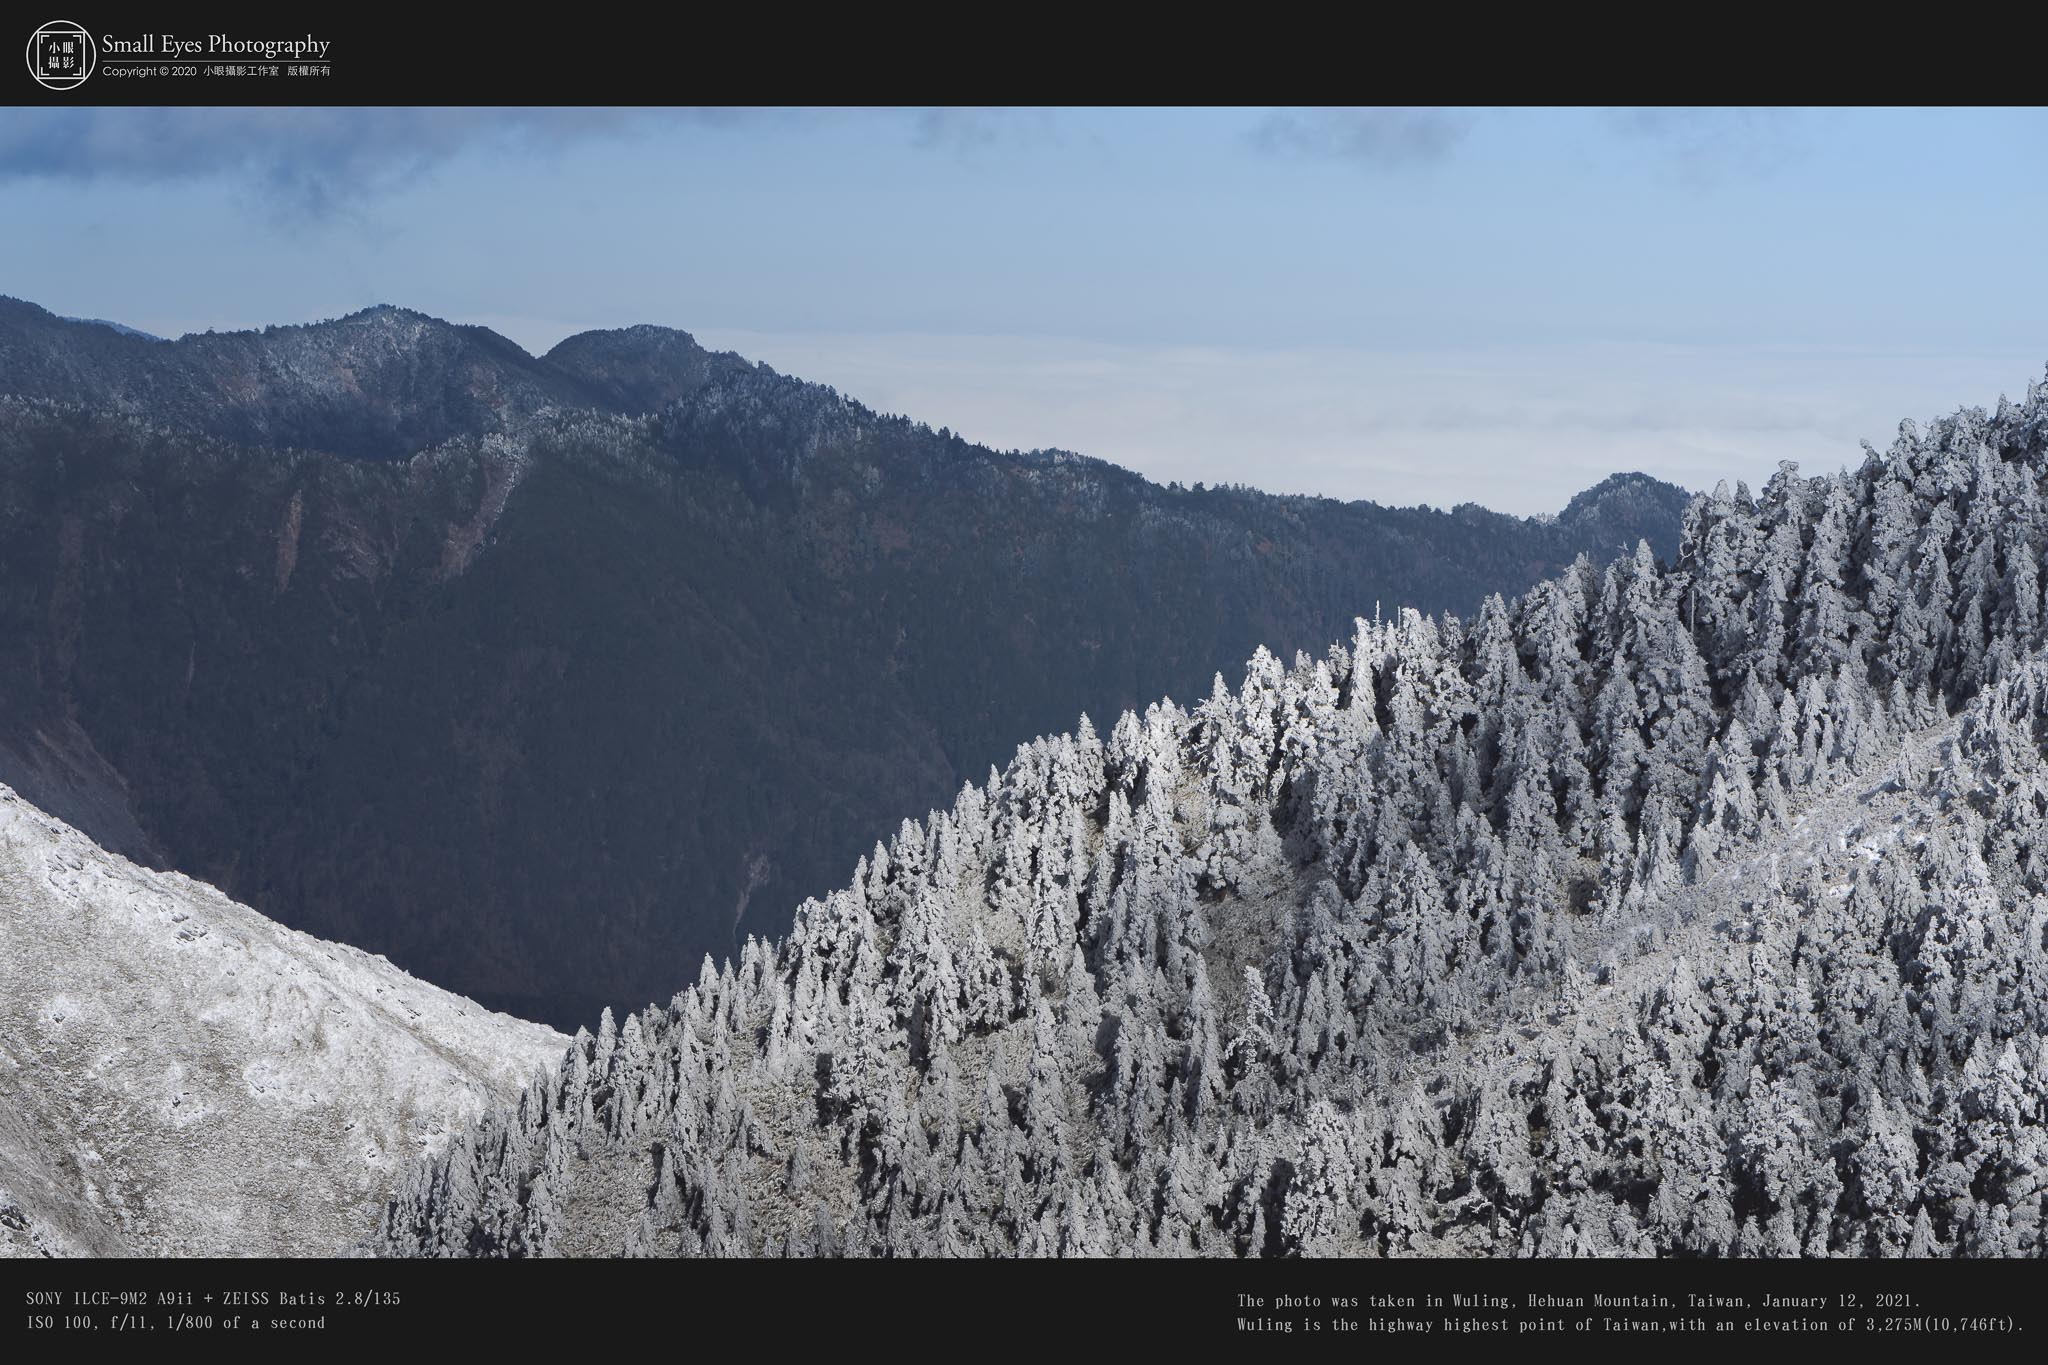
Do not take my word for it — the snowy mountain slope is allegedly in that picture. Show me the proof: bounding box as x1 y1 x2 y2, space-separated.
0 784 566 1257
380 372 2048 1258
377 674 2047 1259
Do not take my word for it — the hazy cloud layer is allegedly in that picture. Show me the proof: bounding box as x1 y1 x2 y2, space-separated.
687 329 2045 516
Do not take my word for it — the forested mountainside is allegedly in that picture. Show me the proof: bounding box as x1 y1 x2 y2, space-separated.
0 783 563 1258
380 377 2048 1258
0 300 1687 1028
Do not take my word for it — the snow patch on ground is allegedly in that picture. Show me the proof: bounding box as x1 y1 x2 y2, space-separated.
0 782 568 1257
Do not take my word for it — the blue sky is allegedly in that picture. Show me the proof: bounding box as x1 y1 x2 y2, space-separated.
4 107 2044 513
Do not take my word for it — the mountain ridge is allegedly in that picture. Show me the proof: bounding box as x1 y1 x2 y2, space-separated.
1 295 1688 517
0 294 1692 1027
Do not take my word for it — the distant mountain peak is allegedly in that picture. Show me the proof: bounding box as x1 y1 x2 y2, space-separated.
335 302 435 325
1555 469 1692 536
544 321 754 415
577 320 701 344
57 315 163 342
0 295 595 457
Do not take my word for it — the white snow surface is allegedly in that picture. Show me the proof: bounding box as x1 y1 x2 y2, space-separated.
0 783 567 1257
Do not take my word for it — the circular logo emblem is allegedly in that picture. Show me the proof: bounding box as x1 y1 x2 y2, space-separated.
27 20 94 90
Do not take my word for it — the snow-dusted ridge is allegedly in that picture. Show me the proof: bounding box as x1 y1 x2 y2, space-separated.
0 783 566 1257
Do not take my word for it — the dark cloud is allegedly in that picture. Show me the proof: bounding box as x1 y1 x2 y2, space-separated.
0 108 1072 220
911 107 1008 152
0 108 753 222
1606 107 1802 183
1250 107 1474 168
907 107 1067 155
